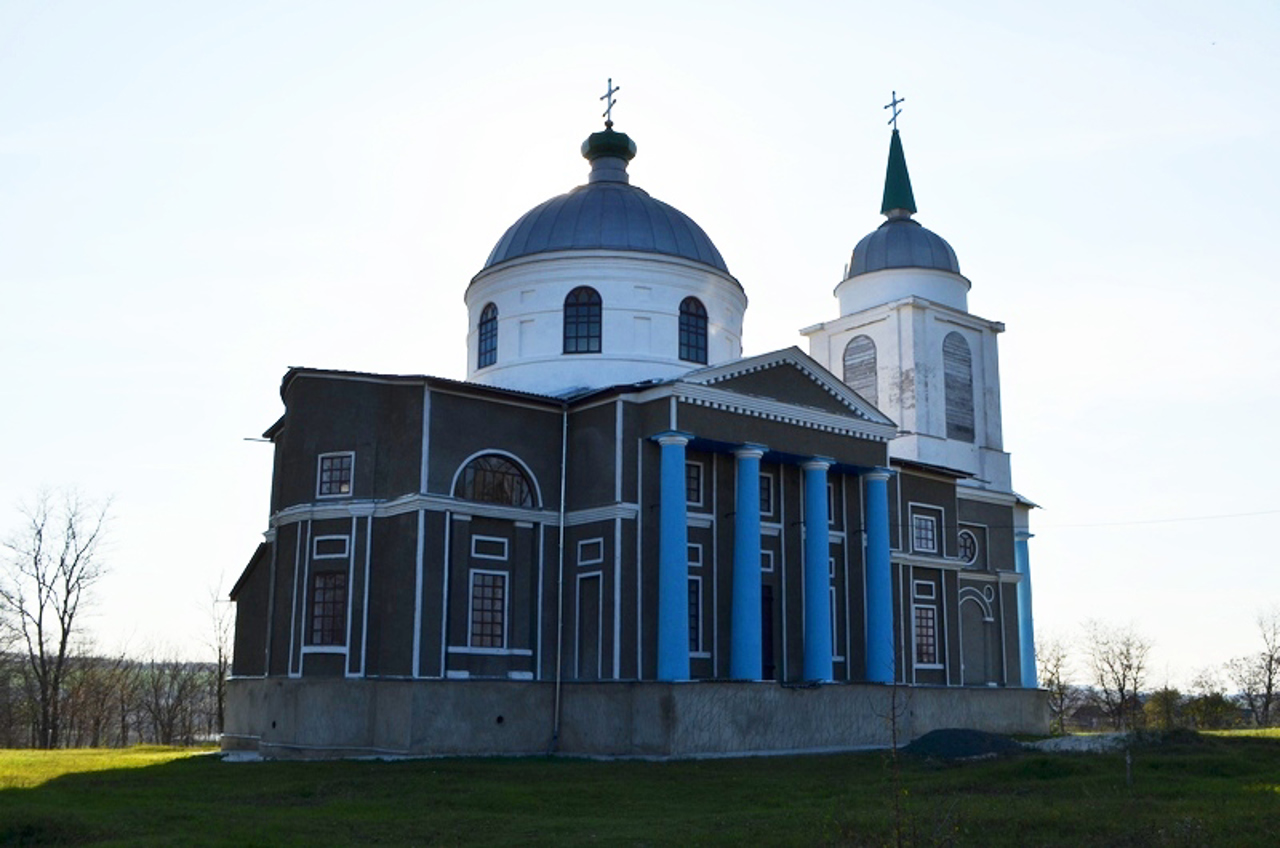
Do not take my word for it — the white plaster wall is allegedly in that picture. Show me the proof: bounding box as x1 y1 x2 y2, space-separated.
802 291 1011 491
464 251 746 396
834 267 970 315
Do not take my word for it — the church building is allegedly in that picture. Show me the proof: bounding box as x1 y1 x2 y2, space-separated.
225 99 1047 758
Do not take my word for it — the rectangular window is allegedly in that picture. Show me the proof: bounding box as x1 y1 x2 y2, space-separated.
469 571 507 649
685 461 703 505
911 514 937 553
310 572 347 646
317 452 354 498
687 543 703 568
759 472 774 516
688 577 702 653
914 605 938 665
760 548 774 572
827 481 837 526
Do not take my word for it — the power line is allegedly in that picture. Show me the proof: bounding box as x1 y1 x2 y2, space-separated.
1041 508 1280 529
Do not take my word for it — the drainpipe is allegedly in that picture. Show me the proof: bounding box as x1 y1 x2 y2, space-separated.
551 403 569 750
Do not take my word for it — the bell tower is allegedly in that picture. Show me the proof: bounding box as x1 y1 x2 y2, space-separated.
801 127 1010 491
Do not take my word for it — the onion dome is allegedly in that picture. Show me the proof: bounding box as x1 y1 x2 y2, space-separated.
482 127 729 273
846 130 960 278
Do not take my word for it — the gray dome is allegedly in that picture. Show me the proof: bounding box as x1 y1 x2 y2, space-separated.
482 127 729 274
484 182 729 273
848 216 960 278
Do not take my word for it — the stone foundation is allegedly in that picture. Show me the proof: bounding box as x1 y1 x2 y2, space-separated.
223 677 1048 759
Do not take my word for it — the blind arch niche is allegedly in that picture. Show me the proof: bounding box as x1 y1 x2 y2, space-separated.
943 331 975 443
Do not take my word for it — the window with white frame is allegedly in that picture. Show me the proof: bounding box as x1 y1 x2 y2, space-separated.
469 571 507 649
317 452 354 498
760 548 774 572
688 577 703 653
911 514 938 553
685 461 703 505
309 572 347 646
687 543 702 569
912 580 940 666
827 481 837 526
759 472 774 516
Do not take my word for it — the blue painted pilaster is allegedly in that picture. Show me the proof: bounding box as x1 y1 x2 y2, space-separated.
655 432 691 681
864 468 894 683
1015 529 1037 688
730 445 766 680
802 459 834 682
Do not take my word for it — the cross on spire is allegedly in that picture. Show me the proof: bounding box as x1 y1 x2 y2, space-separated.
601 78 621 128
884 90 905 130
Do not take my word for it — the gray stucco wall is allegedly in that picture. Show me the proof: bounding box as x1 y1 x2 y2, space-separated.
225 678 1048 759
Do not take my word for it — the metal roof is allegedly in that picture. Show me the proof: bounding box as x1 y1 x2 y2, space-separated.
848 216 960 277
482 181 729 273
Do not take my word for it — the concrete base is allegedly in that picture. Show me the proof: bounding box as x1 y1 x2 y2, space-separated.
223 678 1049 759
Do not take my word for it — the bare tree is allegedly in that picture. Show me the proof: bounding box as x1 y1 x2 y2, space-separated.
1036 636 1084 734
206 581 234 736
1226 606 1280 727
0 492 110 748
138 651 203 745
1082 620 1151 730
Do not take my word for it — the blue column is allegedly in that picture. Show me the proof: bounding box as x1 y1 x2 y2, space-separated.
864 468 894 684
1015 528 1037 688
802 459 833 682
655 432 691 681
730 445 766 680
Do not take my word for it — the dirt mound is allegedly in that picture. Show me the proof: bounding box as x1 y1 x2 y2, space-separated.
902 728 1023 759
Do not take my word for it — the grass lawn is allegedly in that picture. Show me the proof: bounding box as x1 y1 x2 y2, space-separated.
0 732 1277 846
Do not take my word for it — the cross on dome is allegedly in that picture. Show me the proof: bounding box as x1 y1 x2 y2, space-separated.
884 90 904 130
601 78 621 128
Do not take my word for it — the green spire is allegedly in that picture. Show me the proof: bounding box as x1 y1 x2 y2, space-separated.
880 129 917 216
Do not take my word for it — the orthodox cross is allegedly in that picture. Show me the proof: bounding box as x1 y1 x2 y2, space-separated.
884 90 905 129
601 78 620 127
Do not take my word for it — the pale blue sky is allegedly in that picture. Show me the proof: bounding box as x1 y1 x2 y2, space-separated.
2 0 1277 685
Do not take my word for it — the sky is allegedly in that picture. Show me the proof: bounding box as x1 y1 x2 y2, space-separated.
2 0 1277 687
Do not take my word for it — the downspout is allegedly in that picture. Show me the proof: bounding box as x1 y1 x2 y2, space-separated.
551 402 569 751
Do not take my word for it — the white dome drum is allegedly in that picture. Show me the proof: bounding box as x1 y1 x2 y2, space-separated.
464 126 746 396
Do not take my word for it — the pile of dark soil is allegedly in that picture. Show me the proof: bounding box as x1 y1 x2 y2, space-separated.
901 728 1023 759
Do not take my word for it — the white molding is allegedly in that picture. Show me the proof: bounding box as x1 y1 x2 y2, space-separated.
312 535 349 559
446 646 532 657
470 535 510 561
577 537 605 566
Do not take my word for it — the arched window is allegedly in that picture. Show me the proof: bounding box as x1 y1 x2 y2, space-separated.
943 332 975 443
563 287 602 354
842 335 877 406
678 297 708 364
477 303 498 369
454 454 536 508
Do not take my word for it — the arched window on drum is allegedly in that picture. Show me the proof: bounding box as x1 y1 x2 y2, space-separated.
477 303 498 369
842 335 877 406
943 332 975 443
454 454 537 508
678 297 708 364
563 287 602 354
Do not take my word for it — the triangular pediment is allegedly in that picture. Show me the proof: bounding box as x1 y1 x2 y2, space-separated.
680 347 896 430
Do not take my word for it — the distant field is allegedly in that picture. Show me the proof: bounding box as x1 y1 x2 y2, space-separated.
1 732 1277 846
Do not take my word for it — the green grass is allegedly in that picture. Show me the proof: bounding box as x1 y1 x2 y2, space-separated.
1 733 1277 846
